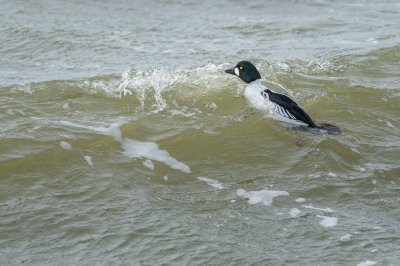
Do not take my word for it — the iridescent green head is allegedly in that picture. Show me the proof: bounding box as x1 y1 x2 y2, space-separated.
225 61 261 84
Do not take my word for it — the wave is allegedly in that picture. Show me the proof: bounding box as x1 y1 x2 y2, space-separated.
2 57 351 113
7 41 398 120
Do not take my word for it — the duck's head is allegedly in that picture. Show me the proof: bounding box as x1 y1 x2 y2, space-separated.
225 61 261 84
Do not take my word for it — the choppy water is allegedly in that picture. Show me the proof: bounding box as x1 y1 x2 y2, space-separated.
1 0 400 265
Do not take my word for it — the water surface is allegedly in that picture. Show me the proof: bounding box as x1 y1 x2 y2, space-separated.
1 0 400 265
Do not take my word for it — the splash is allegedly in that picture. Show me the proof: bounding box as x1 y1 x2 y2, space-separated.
76 62 231 112
273 59 347 75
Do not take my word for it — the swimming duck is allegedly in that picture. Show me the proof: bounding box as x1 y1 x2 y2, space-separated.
225 60 341 135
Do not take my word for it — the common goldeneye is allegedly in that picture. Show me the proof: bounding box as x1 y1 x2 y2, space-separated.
225 60 341 135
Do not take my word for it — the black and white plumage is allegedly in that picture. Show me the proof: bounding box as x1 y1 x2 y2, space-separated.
225 60 341 135
261 89 316 127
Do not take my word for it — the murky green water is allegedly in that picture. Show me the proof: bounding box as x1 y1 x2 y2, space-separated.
1 0 400 265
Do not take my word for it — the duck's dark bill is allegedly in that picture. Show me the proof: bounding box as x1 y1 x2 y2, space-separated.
225 68 236 75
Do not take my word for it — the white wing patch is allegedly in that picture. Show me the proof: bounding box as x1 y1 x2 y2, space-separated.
269 101 308 125
262 90 302 121
259 88 310 126
270 102 293 119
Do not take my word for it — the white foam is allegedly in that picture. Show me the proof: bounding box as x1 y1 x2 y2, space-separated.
59 134 74 139
372 180 377 185
171 99 180 108
356 260 376 266
295 198 306 203
328 173 337 177
63 103 69 109
197 177 226 189
58 121 191 173
302 205 334 213
60 141 72 150
168 110 196 117
237 188 289 206
205 102 218 109
59 121 123 140
6 109 15 115
121 138 191 173
290 208 301 217
192 108 202 114
84 156 93 166
163 175 168 181
143 159 154 170
355 166 366 172
386 121 397 130
316 215 338 227
340 234 352 241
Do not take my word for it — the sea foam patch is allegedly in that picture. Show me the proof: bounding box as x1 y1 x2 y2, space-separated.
316 215 338 227
58 121 190 173
197 177 226 189
386 121 397 130
143 159 155 170
6 109 15 115
168 110 196 117
237 188 289 206
290 208 301 217
84 156 93 166
340 234 352 241
295 198 306 203
121 138 191 173
356 260 376 266
303 205 334 213
60 141 72 150
59 121 123 140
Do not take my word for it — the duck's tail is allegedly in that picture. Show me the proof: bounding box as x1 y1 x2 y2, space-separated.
291 122 341 135
318 123 341 135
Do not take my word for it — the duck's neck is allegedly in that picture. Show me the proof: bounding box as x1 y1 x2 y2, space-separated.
248 79 265 90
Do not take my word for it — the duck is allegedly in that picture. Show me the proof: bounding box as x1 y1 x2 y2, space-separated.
225 60 341 135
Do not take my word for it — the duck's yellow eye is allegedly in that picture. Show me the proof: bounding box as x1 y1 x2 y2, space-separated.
240 67 243 70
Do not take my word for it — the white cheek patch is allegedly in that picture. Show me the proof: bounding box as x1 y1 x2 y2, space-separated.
234 67 240 76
